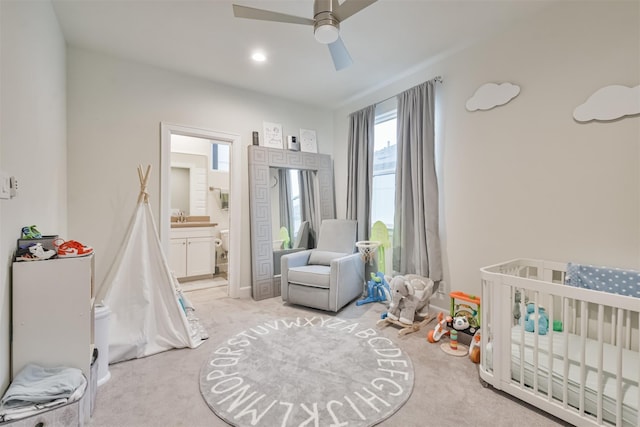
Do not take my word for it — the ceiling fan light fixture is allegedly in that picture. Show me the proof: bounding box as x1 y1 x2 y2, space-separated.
314 23 339 44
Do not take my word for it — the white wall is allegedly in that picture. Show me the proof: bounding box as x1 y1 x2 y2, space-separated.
66 48 333 291
0 0 67 390
333 1 640 308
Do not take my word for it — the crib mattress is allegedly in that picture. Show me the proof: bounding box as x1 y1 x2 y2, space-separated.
492 326 638 426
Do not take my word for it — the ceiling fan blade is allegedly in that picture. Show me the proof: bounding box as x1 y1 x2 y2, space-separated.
328 37 353 71
332 0 377 22
232 4 314 26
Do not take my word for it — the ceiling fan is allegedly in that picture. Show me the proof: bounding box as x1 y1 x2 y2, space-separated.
232 0 377 71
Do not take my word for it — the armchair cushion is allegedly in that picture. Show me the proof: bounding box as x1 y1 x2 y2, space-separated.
316 220 358 253
308 251 349 266
287 265 331 289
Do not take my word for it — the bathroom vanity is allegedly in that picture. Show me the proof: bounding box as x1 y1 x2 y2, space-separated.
169 216 217 279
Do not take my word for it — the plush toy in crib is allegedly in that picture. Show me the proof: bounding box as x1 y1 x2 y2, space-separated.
524 303 549 335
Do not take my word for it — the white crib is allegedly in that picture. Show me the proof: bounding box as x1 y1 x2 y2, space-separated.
480 259 639 427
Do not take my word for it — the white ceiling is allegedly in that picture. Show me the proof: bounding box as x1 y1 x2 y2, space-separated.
51 0 555 109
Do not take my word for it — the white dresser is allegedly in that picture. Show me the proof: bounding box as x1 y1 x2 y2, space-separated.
11 254 96 423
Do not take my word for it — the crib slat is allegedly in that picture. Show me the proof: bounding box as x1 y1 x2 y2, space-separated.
579 301 587 417
616 308 624 427
611 308 616 347
562 297 570 409
547 297 554 403
533 295 540 393
518 291 526 388
596 303 604 424
637 311 640 427
625 309 631 350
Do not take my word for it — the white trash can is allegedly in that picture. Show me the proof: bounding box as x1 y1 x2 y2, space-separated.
94 305 111 386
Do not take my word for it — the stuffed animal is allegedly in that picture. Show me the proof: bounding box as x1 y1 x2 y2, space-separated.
524 303 549 335
387 275 434 325
452 316 469 331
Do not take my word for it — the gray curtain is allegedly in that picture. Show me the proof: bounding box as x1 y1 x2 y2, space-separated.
299 170 319 248
278 169 293 248
392 80 442 280
346 105 375 242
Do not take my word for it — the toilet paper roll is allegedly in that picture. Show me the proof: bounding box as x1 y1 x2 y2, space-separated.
213 238 222 247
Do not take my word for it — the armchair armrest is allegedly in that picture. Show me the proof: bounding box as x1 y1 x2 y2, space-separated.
273 248 307 276
280 250 312 301
329 253 365 311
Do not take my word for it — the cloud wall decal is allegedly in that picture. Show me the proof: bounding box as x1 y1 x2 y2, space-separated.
573 85 640 122
466 82 520 111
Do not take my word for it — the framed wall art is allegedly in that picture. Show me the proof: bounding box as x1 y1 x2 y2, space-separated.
262 122 283 149
299 128 317 153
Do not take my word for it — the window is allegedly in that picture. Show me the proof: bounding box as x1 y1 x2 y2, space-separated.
371 109 397 231
289 169 302 238
211 143 230 171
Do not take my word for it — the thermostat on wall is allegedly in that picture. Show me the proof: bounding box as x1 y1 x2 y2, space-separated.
287 135 300 151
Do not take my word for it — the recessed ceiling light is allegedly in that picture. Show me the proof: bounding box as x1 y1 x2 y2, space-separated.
251 52 266 62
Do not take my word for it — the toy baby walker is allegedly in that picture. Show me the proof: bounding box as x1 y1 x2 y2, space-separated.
426 291 481 357
447 291 480 336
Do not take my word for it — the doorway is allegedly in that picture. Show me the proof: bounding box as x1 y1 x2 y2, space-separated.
160 123 241 298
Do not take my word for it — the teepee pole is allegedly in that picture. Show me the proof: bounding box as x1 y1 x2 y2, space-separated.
137 164 152 204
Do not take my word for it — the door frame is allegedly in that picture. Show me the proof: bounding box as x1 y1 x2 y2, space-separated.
160 122 242 298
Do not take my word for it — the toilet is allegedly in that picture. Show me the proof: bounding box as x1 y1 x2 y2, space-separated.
220 229 229 252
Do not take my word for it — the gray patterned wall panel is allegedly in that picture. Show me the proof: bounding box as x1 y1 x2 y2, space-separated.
248 146 335 300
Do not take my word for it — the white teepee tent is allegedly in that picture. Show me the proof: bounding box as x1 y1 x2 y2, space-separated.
96 165 205 363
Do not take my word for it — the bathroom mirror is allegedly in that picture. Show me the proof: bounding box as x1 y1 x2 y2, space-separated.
170 153 208 216
170 138 230 219
248 146 335 300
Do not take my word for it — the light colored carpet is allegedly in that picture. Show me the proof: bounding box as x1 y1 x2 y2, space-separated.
88 288 570 427
199 317 414 426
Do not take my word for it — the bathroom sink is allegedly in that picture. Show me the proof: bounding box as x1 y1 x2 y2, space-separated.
170 222 217 228
170 215 217 228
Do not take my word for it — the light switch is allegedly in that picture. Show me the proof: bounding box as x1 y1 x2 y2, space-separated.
9 176 17 198
0 173 10 200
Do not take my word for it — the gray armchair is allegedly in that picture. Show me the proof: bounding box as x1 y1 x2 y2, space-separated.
281 219 364 312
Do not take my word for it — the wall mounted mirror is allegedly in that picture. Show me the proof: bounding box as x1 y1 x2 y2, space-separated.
248 145 335 300
170 153 208 216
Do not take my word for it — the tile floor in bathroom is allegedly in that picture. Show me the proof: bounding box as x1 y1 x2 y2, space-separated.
179 274 228 293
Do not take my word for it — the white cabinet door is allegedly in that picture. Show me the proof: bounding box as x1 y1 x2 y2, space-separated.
169 238 187 278
186 236 214 276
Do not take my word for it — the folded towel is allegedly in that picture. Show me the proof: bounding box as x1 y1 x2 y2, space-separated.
566 263 640 298
1 364 86 409
0 398 68 422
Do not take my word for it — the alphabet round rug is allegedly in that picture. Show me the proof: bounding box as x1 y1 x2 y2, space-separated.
199 316 414 426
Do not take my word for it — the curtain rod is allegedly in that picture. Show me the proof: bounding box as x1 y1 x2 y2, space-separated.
375 75 443 107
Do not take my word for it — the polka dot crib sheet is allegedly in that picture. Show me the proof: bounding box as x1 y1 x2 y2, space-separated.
566 263 640 298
